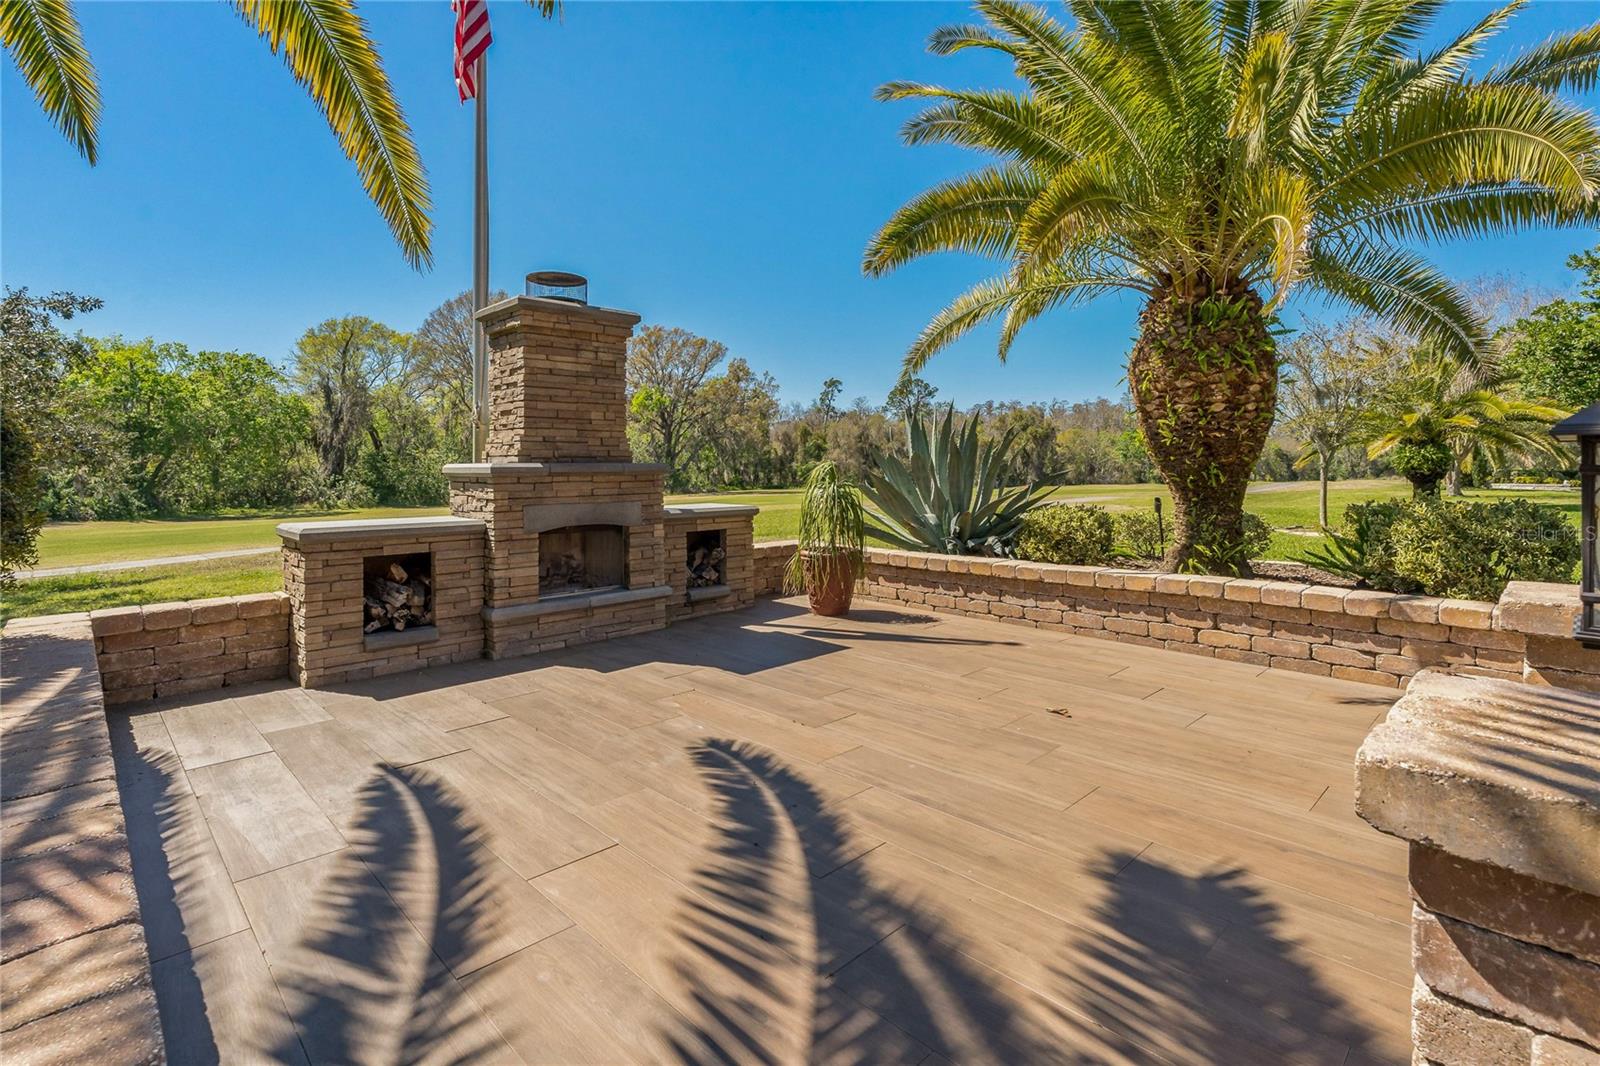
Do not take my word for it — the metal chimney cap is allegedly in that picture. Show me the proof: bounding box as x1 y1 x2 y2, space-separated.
525 271 588 304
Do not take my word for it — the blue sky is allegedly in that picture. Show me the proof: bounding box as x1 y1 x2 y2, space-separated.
4 1 1597 410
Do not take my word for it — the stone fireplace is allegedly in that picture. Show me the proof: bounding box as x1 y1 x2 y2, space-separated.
280 292 757 681
444 296 672 659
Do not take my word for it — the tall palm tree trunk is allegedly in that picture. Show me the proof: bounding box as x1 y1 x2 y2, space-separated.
1128 286 1277 573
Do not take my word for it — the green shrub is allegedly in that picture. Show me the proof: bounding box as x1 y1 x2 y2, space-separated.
1115 510 1164 559
1016 504 1115 565
1306 500 1415 592
1389 499 1579 601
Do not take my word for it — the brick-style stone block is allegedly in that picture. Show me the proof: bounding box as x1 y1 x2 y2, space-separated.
1312 644 1376 669
1410 844 1600 966
1269 655 1330 676
1257 581 1305 607
155 638 225 665
1390 596 1442 624
188 597 241 624
1186 576 1230 599
1534 1036 1600 1065
96 649 153 673
1253 635 1310 659
1344 589 1398 617
237 592 290 619
1302 586 1350 613
87 607 143 637
139 604 192 630
1495 582 1581 639
1222 578 1269 603
1440 599 1495 630
1414 907 1600 1048
1412 977 1534 1066
1198 629 1251 650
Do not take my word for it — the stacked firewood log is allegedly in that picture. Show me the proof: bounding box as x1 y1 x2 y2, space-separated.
364 561 433 633
540 552 586 591
687 544 725 588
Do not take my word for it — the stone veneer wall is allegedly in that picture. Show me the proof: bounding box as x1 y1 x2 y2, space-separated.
751 543 1599 691
664 507 757 622
0 615 164 1062
754 540 795 597
281 521 486 687
89 592 290 705
1357 671 1600 1065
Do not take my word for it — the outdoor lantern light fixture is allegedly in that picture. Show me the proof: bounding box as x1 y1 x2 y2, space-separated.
1552 401 1600 648
525 271 588 305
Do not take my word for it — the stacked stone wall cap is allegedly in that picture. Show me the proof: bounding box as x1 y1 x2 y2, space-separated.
276 516 486 545
1356 669 1600 896
1496 582 1583 638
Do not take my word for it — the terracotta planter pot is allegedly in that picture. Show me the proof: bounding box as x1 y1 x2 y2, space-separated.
804 551 856 617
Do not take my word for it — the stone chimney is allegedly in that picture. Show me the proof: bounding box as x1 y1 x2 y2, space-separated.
481 297 640 463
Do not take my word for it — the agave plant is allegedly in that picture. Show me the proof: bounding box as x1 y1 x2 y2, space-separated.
862 405 1059 556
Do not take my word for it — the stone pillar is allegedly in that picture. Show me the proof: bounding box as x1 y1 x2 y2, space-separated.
1355 670 1600 1065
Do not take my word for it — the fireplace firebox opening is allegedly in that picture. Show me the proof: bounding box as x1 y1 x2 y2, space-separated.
364 551 434 634
541 525 627 598
686 529 727 589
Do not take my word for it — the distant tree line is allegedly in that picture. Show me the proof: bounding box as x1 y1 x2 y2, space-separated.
3 250 1592 577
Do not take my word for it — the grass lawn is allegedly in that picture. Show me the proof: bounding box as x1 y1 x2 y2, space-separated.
31 505 451 568
3 556 284 626
6 478 1580 623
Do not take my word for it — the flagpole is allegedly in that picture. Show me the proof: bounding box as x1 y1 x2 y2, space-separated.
471 52 490 461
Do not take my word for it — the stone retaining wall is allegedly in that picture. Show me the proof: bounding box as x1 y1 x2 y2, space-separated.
88 592 291 706
1357 672 1600 1064
751 543 1599 691
754 540 795 596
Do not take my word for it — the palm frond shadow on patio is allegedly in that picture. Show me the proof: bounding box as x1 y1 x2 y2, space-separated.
662 738 1055 1064
262 766 507 1066
1041 853 1396 1065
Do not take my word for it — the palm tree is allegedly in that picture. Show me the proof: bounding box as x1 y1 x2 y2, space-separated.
1 0 560 269
1365 347 1569 497
865 0 1600 571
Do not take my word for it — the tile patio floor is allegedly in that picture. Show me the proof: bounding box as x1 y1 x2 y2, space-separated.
109 597 1410 1064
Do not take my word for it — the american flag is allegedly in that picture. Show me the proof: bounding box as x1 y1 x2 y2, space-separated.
453 0 492 101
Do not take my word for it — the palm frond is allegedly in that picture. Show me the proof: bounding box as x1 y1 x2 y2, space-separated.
1 0 100 163
234 0 433 269
1329 183 1600 245
1323 82 1600 210
976 0 1156 174
881 83 1083 166
1359 1 1523 109
1494 21 1600 94
1305 242 1486 363
862 165 1041 275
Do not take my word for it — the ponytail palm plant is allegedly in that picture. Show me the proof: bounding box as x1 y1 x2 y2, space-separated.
865 0 1600 571
1 0 560 269
1365 348 1571 497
